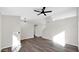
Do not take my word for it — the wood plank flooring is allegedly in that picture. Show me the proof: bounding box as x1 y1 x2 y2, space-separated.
1 37 78 52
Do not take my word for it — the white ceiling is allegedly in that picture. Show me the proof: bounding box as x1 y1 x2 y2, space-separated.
0 7 77 20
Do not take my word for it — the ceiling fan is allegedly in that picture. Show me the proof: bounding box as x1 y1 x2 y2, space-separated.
34 7 52 16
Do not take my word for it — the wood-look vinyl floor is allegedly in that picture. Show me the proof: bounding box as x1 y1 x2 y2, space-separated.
19 37 78 52
1 37 78 52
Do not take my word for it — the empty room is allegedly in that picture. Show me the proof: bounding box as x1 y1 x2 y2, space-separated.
0 7 79 52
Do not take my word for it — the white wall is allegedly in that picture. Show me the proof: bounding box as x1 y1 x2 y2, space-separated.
21 18 46 39
21 23 45 39
21 23 34 39
42 16 78 46
0 13 2 51
35 24 46 37
1 15 21 49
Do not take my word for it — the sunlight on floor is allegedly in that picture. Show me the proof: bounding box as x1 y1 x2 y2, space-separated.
53 31 65 46
13 34 19 47
12 32 21 52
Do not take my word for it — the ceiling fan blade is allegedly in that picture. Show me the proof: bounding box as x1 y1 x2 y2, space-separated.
44 11 52 13
34 10 41 12
37 13 42 15
43 13 46 16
